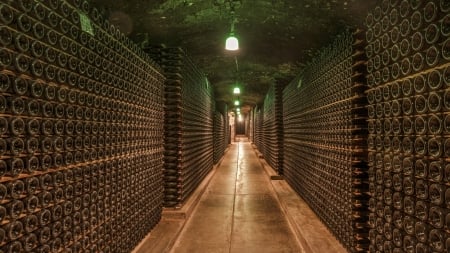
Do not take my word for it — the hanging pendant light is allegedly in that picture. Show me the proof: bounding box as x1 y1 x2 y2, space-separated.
226 14 239 51
226 34 239 51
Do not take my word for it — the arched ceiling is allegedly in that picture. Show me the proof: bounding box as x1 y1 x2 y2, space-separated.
90 0 378 113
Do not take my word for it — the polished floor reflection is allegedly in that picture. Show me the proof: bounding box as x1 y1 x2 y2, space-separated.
170 138 302 253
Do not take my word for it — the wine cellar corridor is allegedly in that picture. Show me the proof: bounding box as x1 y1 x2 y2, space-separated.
0 0 449 252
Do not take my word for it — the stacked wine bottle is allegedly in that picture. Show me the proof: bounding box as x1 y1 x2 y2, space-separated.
257 83 284 174
0 0 165 252
248 109 254 143
213 112 225 164
213 102 228 164
283 29 369 252
274 82 284 175
366 0 450 252
148 46 215 208
253 106 264 155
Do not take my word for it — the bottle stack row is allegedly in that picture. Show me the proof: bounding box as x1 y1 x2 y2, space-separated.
366 0 450 252
147 46 215 207
253 106 264 155
274 82 284 175
213 102 228 164
282 29 369 252
261 86 276 170
213 111 225 164
256 83 284 174
248 109 254 143
0 0 165 252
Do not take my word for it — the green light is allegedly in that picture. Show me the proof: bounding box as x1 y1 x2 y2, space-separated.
233 87 240 94
225 34 239 51
234 100 240 106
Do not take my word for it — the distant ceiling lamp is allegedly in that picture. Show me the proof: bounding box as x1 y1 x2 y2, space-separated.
233 87 240 94
234 100 240 106
236 108 240 112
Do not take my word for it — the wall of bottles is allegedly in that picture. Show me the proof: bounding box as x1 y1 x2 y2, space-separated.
0 0 165 252
213 111 225 164
253 106 264 156
283 29 369 252
250 108 254 143
148 46 214 207
224 105 230 145
214 102 228 164
366 0 450 252
256 83 284 174
247 109 254 142
262 86 274 163
275 82 284 175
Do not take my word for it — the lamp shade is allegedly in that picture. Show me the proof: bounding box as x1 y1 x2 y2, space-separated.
225 35 239 51
233 87 240 94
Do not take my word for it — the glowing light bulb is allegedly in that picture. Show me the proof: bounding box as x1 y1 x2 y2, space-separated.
226 35 239 51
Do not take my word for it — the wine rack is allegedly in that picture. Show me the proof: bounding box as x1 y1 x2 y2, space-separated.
257 83 284 174
0 0 165 252
213 111 225 164
253 106 264 155
213 102 228 164
248 109 254 143
275 82 284 175
147 46 214 208
366 0 450 252
283 29 369 252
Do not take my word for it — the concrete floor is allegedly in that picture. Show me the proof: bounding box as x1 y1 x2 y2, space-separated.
170 138 302 253
133 137 346 253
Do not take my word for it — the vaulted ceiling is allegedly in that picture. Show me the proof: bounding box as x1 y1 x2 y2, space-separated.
90 0 378 113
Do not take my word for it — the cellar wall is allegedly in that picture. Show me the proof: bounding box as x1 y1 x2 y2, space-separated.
148 46 215 208
282 29 369 252
366 1 450 252
0 0 165 252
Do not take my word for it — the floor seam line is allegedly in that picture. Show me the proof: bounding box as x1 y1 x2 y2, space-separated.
228 140 240 253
